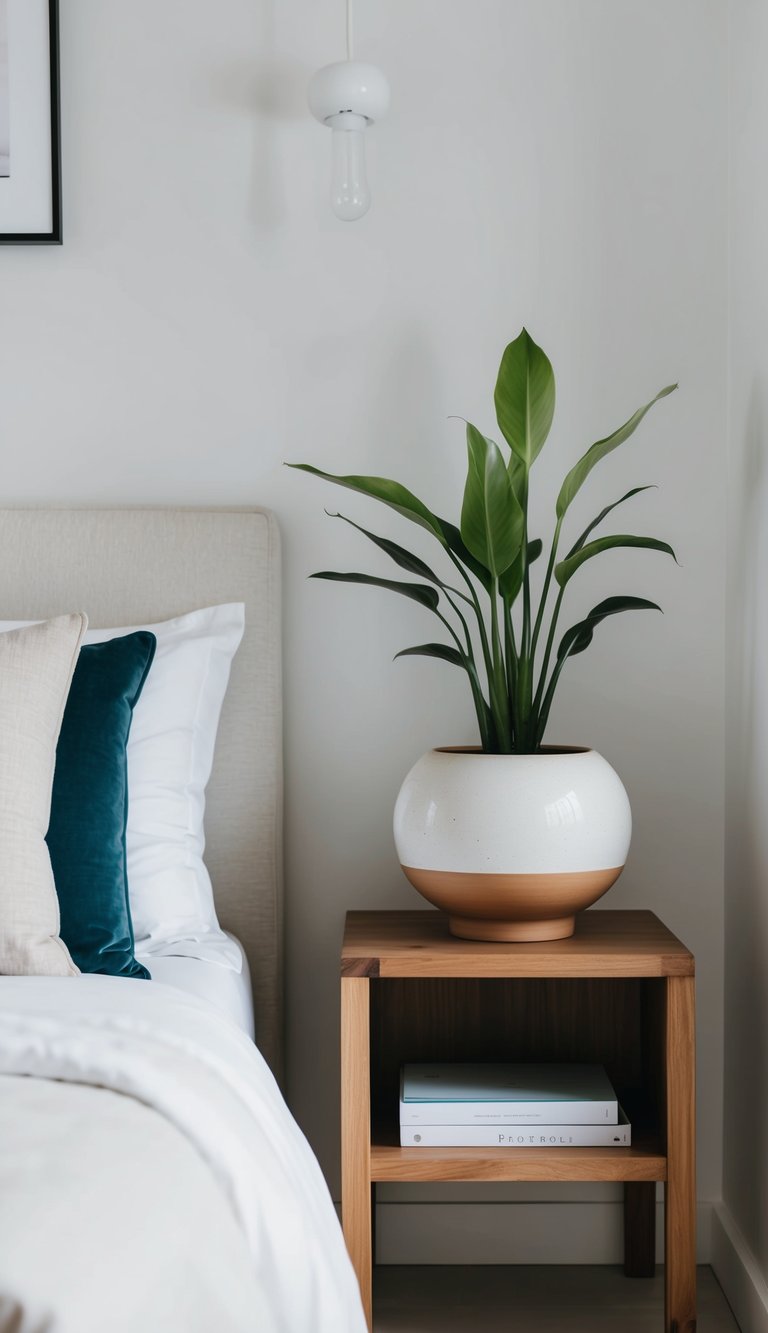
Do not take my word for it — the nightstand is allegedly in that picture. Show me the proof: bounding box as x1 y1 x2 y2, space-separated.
340 909 695 1332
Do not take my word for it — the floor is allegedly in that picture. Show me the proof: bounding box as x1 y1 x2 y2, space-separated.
373 1265 739 1331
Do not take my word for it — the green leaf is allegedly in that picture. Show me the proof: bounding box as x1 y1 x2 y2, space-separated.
287 464 447 546
494 328 556 472
565 487 656 559
555 534 677 589
396 644 494 752
394 643 466 668
555 384 676 519
557 596 662 661
310 571 440 611
438 518 492 592
499 538 544 603
460 424 524 578
508 451 527 504
535 595 663 748
326 512 450 587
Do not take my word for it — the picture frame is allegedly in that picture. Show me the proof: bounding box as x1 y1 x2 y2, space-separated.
0 0 61 245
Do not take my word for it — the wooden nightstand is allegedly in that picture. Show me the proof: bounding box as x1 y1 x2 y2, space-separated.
340 909 695 1332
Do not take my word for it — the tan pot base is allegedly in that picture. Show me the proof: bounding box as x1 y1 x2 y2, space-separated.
401 864 624 944
448 914 576 943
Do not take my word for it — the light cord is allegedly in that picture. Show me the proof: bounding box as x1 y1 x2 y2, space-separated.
346 0 354 60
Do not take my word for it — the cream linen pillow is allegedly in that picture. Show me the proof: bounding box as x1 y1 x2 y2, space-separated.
0 605 244 969
0 614 88 976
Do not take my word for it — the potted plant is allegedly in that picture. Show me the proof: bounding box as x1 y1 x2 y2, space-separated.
290 329 676 941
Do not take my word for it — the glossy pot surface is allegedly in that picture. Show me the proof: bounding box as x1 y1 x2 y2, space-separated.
393 747 631 941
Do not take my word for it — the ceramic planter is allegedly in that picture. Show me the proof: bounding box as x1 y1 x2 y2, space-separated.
393 746 631 942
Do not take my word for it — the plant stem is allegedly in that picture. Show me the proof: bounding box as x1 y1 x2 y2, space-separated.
446 551 498 739
443 591 494 751
446 553 493 659
444 590 475 659
434 605 488 751
503 598 518 750
515 481 535 752
521 510 531 660
530 517 563 664
489 581 512 752
533 641 573 748
532 582 566 720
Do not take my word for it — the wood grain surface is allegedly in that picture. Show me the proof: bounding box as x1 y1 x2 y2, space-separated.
664 974 697 1332
339 911 696 1332
370 1137 667 1183
341 977 373 1328
342 910 694 979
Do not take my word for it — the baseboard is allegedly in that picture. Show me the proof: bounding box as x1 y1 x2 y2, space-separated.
711 1203 768 1333
375 1199 713 1265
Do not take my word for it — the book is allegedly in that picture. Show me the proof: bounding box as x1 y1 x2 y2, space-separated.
400 1108 631 1148
400 1063 618 1125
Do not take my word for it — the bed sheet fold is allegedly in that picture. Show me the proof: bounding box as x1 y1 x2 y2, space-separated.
0 976 365 1333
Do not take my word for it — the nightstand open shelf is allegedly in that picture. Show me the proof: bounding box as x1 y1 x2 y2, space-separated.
340 909 695 1332
369 1126 667 1184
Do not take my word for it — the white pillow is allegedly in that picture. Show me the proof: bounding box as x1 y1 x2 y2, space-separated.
87 605 245 968
0 614 87 976
0 605 244 970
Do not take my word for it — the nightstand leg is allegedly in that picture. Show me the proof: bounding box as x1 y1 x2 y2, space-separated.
341 977 372 1330
624 1182 656 1276
665 974 696 1332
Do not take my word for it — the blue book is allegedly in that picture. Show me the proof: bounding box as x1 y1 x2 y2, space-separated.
400 1063 618 1125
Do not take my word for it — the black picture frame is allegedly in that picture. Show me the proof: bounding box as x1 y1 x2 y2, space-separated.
0 0 62 245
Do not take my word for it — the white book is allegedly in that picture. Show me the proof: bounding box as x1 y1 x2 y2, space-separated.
400 1108 631 1148
400 1063 618 1125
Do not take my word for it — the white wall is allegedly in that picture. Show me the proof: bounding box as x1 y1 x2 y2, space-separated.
718 0 768 1322
0 0 9 166
0 0 727 1257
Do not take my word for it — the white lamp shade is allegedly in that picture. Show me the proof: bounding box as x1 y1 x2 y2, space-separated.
308 61 390 125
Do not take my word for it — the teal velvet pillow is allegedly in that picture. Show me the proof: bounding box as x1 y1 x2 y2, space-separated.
46 632 157 979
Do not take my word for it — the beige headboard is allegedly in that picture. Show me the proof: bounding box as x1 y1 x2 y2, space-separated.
0 508 284 1079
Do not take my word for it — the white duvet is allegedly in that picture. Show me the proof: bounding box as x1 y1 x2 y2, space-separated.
0 976 366 1333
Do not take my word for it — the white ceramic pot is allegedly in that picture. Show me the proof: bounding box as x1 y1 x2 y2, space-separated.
393 746 632 942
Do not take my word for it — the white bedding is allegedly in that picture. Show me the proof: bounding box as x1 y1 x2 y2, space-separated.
141 933 256 1037
0 976 366 1333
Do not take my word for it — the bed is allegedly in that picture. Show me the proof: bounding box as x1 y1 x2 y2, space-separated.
0 509 365 1333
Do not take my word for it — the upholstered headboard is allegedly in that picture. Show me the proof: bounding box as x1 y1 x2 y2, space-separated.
0 508 284 1078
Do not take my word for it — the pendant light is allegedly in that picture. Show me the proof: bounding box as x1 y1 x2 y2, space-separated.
308 0 390 221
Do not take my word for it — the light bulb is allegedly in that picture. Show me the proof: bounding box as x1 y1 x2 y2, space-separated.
328 112 370 221
308 63 389 222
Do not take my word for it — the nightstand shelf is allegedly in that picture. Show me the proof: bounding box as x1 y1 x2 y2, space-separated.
340 909 696 1332
369 1135 667 1183
370 1086 666 1182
